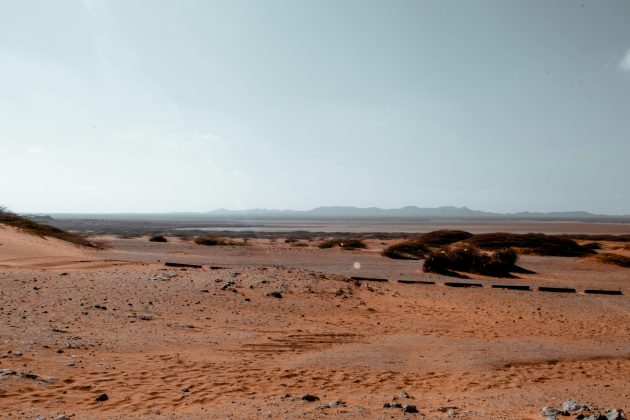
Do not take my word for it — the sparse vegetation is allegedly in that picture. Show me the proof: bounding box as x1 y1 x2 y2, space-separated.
416 230 473 247
194 236 246 246
382 230 472 260
149 235 168 242
464 233 595 257
0 207 96 248
423 245 519 277
592 253 630 268
318 238 366 250
381 239 430 260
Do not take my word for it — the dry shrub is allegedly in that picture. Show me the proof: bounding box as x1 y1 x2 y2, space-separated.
381 239 430 260
465 233 594 257
149 235 167 242
318 238 366 250
382 230 472 260
194 236 245 246
423 246 518 277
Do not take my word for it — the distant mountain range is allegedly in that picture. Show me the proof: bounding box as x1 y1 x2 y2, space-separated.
39 206 630 221
203 206 628 220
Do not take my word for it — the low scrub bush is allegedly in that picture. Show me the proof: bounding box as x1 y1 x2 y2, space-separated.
382 230 472 260
149 235 167 242
416 230 473 247
465 233 594 257
318 238 366 249
194 236 245 246
423 246 519 277
381 239 430 260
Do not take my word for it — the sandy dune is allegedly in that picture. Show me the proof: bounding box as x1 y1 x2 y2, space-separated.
0 232 628 419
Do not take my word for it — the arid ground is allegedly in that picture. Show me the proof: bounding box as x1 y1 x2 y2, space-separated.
0 222 628 419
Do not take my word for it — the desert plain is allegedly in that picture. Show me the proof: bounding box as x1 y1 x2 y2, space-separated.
0 220 629 419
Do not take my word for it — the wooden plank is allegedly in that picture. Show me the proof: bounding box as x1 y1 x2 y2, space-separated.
397 280 436 285
350 276 388 282
584 289 623 295
444 282 482 288
538 286 576 293
164 262 203 269
491 285 531 291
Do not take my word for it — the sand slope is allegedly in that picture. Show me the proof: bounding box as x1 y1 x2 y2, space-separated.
0 225 98 268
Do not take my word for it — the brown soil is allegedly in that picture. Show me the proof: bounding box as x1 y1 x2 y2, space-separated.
0 230 628 419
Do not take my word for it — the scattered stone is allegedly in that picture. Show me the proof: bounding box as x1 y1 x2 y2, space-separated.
300 394 320 402
95 393 109 402
149 273 177 281
55 415 68 420
320 400 346 408
605 409 625 420
182 386 192 392
20 371 38 380
220 279 236 290
268 291 283 299
403 404 419 413
541 406 561 419
564 400 589 414
399 391 412 399
139 314 153 321
383 402 403 409
335 289 344 296
0 368 16 379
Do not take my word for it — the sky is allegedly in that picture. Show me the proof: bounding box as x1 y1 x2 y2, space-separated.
1 0 629 214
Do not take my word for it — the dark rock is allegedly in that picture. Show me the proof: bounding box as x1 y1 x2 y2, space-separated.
95 393 109 402
541 406 561 419
383 402 403 408
300 394 320 402
268 291 283 299
20 371 38 380
403 404 419 413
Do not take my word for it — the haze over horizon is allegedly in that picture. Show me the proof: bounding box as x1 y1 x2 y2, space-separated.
2 1 630 214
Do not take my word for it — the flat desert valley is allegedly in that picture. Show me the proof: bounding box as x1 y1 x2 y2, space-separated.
0 220 628 419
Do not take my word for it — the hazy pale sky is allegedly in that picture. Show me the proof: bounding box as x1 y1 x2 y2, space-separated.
1 0 629 214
